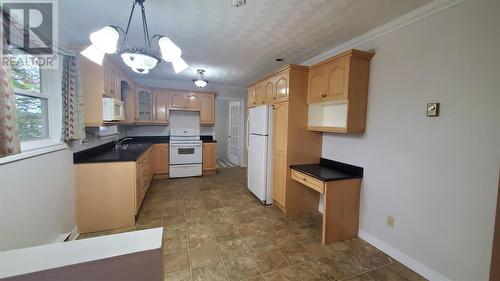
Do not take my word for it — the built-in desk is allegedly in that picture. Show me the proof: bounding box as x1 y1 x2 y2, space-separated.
290 158 363 244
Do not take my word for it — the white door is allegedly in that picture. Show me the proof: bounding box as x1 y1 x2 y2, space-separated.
249 105 269 135
227 101 240 165
247 134 268 202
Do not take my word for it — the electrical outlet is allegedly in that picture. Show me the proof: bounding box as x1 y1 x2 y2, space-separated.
386 215 395 228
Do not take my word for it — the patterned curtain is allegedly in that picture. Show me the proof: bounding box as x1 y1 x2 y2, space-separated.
0 18 21 157
61 54 85 141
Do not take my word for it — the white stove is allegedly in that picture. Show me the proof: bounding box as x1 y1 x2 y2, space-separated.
169 128 202 178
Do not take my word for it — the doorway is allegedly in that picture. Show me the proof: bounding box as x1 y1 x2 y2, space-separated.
214 99 244 168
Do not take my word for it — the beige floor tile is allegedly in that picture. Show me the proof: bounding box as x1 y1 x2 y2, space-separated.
218 238 251 260
164 269 191 281
164 251 190 273
262 267 300 281
366 262 426 281
244 234 275 252
236 222 265 237
212 223 242 242
292 260 334 281
278 243 313 265
224 256 261 280
190 242 222 269
164 238 188 254
192 263 229 281
254 249 289 274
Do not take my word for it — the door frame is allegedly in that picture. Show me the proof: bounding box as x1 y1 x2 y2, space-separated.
490 170 500 281
216 96 246 167
227 101 241 165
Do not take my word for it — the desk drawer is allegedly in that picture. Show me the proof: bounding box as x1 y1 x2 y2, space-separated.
291 170 325 193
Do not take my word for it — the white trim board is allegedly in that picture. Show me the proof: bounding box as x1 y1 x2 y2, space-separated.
359 230 451 281
301 0 465 66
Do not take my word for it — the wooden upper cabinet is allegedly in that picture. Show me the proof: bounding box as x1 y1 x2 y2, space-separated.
255 83 265 105
170 91 201 111
154 90 170 124
170 92 185 109
136 88 153 122
121 80 136 124
308 63 329 104
104 62 120 99
307 49 374 134
248 87 256 108
200 93 215 126
264 79 275 104
186 93 200 110
326 56 349 100
274 71 289 103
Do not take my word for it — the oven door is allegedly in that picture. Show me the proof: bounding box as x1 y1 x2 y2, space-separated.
170 143 202 165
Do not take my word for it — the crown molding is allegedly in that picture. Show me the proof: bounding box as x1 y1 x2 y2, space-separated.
301 0 465 66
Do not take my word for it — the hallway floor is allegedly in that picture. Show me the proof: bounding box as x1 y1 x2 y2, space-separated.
79 168 426 281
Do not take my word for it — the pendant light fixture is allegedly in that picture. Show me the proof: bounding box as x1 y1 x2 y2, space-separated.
81 0 188 74
193 69 209 88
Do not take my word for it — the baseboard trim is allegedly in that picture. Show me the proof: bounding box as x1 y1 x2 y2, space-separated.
67 226 79 241
358 229 451 281
301 0 465 66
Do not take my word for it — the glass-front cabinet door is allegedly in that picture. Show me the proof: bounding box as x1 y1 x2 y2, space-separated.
136 88 153 122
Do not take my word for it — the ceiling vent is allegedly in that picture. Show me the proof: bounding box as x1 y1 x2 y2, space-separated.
231 0 247 8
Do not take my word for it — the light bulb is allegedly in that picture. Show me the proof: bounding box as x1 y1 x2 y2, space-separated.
158 36 182 62
81 44 105 65
89 26 119 54
194 79 208 88
172 57 188 73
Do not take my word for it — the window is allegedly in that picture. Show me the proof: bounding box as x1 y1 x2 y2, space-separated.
10 54 50 142
5 50 65 159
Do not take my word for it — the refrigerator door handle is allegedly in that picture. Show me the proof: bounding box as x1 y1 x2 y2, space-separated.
246 112 251 151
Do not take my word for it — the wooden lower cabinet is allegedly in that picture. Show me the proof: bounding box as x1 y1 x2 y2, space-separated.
203 143 216 175
153 144 169 175
136 148 154 213
75 147 154 234
272 151 287 207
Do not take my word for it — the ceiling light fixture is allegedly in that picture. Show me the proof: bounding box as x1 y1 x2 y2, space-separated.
81 0 188 74
231 0 247 8
193 69 209 88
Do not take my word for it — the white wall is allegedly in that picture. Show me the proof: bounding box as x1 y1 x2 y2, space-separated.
215 100 229 159
0 149 76 251
307 1 500 280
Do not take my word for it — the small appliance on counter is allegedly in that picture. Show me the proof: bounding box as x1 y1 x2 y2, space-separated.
169 128 203 178
102 97 124 121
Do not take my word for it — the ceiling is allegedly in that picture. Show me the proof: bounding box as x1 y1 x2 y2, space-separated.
60 0 430 87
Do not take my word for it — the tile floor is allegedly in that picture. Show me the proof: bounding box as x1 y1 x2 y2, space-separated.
78 168 426 281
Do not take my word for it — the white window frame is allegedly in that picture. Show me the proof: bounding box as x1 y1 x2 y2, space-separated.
0 55 67 165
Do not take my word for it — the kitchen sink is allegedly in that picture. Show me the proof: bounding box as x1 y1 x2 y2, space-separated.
116 143 147 150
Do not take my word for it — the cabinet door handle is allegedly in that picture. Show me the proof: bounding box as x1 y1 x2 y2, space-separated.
303 178 307 181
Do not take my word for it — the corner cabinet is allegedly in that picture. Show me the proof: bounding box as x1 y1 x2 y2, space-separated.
136 88 154 123
307 49 374 134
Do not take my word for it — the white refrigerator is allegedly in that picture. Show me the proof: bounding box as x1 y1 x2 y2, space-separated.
247 105 273 204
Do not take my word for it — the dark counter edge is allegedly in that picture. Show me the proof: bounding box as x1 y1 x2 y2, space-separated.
74 135 217 164
290 158 364 182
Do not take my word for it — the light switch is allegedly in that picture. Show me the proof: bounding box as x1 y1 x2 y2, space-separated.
427 103 439 117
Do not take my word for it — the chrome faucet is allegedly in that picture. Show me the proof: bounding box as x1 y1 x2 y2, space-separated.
115 138 133 150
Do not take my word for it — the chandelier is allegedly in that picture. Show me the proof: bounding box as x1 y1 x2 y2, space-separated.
81 0 188 74
193 69 209 88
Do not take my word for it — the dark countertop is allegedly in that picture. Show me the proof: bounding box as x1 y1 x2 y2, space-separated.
74 135 217 164
290 158 363 182
74 142 153 164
